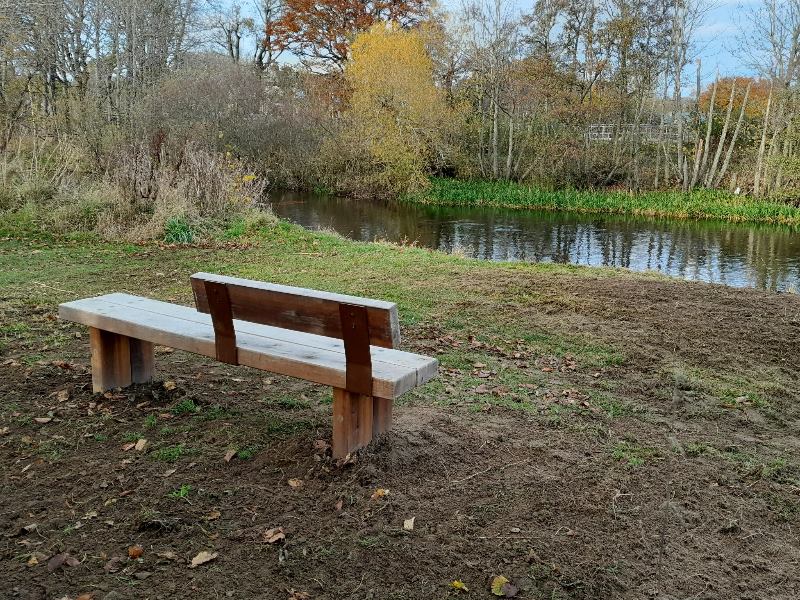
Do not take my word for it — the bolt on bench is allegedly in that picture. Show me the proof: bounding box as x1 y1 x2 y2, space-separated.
58 273 438 458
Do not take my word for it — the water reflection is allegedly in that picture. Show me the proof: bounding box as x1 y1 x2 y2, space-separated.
269 191 800 293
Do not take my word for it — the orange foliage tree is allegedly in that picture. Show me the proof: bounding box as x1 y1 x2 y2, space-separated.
271 0 428 70
698 77 772 119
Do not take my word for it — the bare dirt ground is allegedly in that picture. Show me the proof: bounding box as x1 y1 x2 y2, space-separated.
1 240 799 600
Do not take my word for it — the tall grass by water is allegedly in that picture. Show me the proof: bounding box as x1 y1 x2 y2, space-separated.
408 178 800 226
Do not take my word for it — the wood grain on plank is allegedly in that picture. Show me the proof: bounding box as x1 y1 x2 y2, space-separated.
191 272 401 349
97 293 434 374
59 295 437 399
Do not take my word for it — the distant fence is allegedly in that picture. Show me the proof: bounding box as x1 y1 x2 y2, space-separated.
587 124 686 144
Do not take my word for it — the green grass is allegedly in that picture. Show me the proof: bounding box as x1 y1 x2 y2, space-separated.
172 397 199 415
168 484 192 500
406 178 800 227
612 441 659 467
155 444 187 462
163 217 196 244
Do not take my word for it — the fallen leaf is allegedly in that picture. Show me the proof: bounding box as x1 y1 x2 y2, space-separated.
491 575 518 597
34 417 52 424
128 545 144 559
121 442 136 451
287 478 303 489
104 556 125 573
223 449 236 463
403 517 415 531
370 488 389 500
157 550 180 561
473 362 487 368
134 571 152 580
134 438 148 452
451 580 469 592
189 550 218 568
472 384 491 394
2 358 21 367
288 590 311 600
263 527 285 544
205 510 221 521
313 439 330 453
163 381 177 391
163 468 177 477
47 553 80 571
77 594 94 600
56 389 70 402
334 499 343 511
0 427 9 436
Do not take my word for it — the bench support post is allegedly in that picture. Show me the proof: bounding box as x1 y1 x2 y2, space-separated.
372 397 393 436
89 327 154 393
332 388 374 458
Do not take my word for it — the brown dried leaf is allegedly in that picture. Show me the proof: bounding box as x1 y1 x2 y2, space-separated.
223 449 236 463
121 442 136 451
47 552 79 571
163 381 177 390
370 488 389 500
287 478 303 489
128 545 144 559
34 417 52 424
134 438 148 452
189 550 218 568
263 527 285 544
334 499 343 511
104 556 125 573
56 389 69 402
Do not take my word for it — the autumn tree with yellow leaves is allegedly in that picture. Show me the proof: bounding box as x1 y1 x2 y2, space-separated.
321 23 452 195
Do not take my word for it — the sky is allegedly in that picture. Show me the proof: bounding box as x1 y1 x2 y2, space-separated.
226 0 759 87
693 0 757 83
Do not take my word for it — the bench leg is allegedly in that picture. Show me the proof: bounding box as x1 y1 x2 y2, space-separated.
130 338 155 384
89 328 154 393
372 398 393 437
332 388 373 459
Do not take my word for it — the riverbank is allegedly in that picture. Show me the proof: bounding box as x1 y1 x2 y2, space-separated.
407 178 800 226
2 225 799 598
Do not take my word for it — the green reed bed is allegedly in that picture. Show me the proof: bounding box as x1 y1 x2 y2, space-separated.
407 178 800 226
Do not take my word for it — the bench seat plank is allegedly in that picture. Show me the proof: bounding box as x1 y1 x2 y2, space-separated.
59 294 437 400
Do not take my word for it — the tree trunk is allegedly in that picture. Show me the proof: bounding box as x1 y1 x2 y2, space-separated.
753 86 773 196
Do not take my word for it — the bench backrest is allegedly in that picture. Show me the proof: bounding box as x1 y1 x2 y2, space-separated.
190 272 401 395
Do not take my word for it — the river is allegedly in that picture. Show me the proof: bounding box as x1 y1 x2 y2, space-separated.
270 191 800 293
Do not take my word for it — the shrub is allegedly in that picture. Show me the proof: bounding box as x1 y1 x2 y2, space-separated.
163 217 196 244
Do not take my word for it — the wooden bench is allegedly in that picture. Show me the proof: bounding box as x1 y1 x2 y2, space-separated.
58 273 438 458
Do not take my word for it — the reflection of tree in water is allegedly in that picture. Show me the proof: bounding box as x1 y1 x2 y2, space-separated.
270 191 800 292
